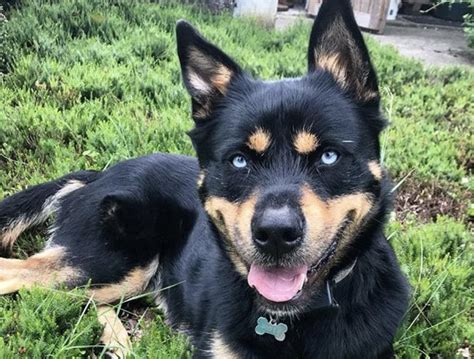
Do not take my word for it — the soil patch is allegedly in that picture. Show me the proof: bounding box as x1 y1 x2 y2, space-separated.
394 178 472 225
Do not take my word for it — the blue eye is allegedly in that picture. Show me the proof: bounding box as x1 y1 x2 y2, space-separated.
321 150 339 165
231 155 248 169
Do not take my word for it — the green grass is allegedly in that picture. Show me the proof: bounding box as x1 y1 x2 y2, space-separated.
0 287 102 358
0 1 473 358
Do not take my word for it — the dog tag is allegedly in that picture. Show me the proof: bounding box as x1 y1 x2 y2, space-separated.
255 317 288 342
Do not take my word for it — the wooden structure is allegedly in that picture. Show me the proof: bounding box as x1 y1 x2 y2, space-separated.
306 0 390 33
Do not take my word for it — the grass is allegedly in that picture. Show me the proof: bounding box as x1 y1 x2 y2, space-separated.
0 287 102 358
0 1 472 357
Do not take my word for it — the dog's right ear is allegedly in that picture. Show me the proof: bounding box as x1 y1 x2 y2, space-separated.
176 20 244 121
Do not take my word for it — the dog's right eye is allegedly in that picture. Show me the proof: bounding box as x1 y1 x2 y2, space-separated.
320 150 339 166
231 155 248 169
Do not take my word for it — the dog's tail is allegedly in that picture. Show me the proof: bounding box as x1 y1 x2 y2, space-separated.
0 170 100 250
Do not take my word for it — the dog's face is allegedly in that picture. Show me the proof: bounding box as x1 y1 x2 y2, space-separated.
177 0 387 314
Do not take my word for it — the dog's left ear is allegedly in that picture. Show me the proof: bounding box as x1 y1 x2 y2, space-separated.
176 20 244 121
308 0 379 103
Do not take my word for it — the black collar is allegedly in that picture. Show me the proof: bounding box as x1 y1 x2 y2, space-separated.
312 258 357 310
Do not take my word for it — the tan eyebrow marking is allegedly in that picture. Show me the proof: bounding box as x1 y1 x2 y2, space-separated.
246 128 271 154
368 160 383 181
293 131 319 154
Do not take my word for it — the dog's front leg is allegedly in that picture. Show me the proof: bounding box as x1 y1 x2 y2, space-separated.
96 305 132 358
88 258 159 358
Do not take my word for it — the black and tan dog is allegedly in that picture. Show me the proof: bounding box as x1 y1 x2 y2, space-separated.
0 0 409 357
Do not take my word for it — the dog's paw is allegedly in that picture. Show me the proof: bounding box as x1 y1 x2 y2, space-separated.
97 305 132 359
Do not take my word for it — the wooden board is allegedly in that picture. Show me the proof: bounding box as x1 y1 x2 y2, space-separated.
306 0 390 33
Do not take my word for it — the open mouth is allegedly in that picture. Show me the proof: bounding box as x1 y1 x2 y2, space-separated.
248 238 338 303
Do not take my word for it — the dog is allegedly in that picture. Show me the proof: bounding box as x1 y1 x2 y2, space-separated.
0 0 409 357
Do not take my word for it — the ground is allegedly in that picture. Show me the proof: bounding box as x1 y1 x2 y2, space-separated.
0 1 473 358
370 24 473 67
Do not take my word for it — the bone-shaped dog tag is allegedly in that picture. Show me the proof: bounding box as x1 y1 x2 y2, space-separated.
255 317 288 342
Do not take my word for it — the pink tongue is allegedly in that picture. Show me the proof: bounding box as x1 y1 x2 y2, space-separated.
248 264 308 302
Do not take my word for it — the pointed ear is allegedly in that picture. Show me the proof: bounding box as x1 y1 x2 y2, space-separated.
307 0 379 103
176 20 244 120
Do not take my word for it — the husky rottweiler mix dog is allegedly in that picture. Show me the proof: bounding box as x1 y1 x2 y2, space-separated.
0 0 409 357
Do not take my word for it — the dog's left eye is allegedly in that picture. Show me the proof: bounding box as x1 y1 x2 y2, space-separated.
320 150 339 165
231 155 248 169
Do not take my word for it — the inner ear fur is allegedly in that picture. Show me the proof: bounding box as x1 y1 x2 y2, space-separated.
307 0 379 103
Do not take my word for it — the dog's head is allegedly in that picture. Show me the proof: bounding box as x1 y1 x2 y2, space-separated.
177 0 388 314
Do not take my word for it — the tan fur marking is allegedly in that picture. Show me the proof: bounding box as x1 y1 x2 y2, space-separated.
329 192 373 226
301 186 373 239
247 128 271 153
293 131 319 154
90 258 159 304
0 257 25 269
211 65 232 94
204 195 258 276
300 187 331 247
97 305 131 358
227 252 248 277
317 53 347 88
1 219 29 249
1 180 85 250
0 279 21 294
368 161 383 181
235 195 258 252
300 186 373 275
210 332 240 359
0 247 79 294
204 197 238 242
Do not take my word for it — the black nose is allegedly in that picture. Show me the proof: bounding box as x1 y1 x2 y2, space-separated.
252 206 304 257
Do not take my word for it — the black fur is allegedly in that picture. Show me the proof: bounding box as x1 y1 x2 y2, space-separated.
0 0 409 357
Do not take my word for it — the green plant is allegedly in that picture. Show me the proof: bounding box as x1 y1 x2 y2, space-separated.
0 6 12 74
465 13 474 48
0 287 102 358
391 217 473 358
131 311 191 358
